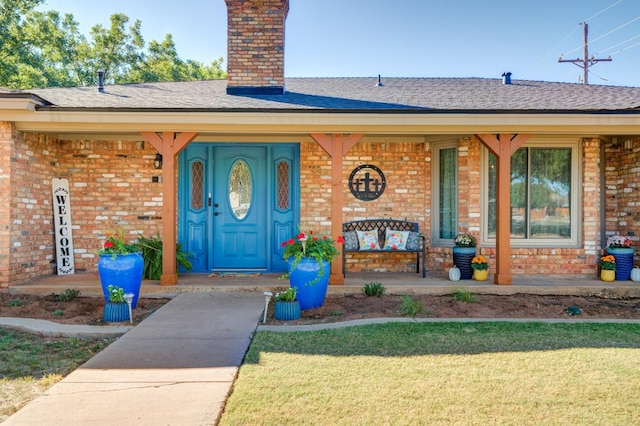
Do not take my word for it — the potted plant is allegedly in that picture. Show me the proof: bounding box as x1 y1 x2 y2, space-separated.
599 255 616 282
452 233 477 279
97 228 143 308
471 255 489 281
136 233 194 280
273 287 301 320
606 235 634 281
103 284 130 322
280 229 344 310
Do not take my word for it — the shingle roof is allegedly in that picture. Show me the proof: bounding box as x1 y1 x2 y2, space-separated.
23 77 640 111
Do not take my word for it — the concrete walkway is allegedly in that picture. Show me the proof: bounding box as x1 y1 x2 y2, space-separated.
3 292 265 426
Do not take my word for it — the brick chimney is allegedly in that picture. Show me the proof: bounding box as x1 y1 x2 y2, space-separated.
225 0 289 95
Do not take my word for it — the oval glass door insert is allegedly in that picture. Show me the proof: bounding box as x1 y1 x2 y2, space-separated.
229 160 252 220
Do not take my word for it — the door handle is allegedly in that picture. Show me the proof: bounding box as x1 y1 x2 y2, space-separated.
214 212 220 216
208 193 212 207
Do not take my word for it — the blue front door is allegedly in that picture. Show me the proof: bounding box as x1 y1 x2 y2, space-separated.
179 144 298 273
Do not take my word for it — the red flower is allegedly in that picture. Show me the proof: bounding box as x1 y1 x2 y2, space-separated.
337 236 345 244
296 233 307 240
104 241 114 249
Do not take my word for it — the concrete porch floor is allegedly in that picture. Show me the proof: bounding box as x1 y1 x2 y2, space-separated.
7 271 640 298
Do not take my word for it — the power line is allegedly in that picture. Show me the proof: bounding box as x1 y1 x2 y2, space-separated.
558 22 611 84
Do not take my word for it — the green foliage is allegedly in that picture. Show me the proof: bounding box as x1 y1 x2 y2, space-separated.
0 1 226 89
107 285 125 303
274 287 297 302
453 288 477 303
136 234 193 280
363 282 386 297
9 299 24 307
53 310 64 316
398 295 425 317
51 288 81 302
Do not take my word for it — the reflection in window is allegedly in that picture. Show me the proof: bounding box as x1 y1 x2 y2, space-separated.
229 160 252 220
191 161 204 210
488 148 571 239
277 161 290 210
439 148 457 239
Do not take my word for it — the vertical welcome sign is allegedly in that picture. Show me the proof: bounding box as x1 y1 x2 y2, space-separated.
52 178 75 275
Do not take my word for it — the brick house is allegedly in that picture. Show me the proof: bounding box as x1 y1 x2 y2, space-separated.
1 0 640 288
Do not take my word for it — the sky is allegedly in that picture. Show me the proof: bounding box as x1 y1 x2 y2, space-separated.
38 0 640 87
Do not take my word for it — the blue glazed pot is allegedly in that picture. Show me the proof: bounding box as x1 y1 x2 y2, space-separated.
288 258 330 310
103 302 130 322
607 247 635 281
274 300 301 320
98 252 143 308
452 246 476 280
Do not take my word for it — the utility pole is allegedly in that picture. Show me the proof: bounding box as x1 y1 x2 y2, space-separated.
558 22 611 84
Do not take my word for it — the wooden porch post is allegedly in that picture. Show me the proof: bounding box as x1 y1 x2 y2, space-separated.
310 133 363 284
475 133 530 285
141 131 198 285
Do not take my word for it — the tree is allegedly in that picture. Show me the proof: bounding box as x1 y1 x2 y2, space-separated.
0 1 225 89
126 34 226 83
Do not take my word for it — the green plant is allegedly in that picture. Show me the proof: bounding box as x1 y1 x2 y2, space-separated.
454 233 476 247
281 228 344 271
52 288 81 302
471 255 489 271
363 282 386 297
97 227 140 257
453 288 477 303
600 255 616 270
274 287 297 302
53 310 64 316
136 234 193 280
9 299 24 307
398 295 425 317
107 285 125 303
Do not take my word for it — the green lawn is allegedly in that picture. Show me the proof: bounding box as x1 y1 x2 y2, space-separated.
220 322 640 425
0 328 114 422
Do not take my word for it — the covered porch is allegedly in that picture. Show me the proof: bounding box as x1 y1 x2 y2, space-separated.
8 271 640 299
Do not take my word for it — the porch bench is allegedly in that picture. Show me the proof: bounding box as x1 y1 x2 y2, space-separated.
342 218 426 277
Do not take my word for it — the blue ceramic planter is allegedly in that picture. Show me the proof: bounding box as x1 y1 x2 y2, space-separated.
103 302 130 322
452 247 476 280
288 258 330 310
274 300 301 320
98 252 143 308
607 247 634 281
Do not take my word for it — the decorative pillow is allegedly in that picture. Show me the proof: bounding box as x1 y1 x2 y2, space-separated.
343 231 359 251
383 229 409 250
405 231 420 250
356 229 381 250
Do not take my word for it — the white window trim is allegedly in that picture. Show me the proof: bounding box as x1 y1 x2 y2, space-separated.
480 137 582 248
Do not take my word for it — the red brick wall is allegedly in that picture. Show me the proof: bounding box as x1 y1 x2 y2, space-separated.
604 136 640 259
0 125 60 286
300 138 430 273
225 0 288 88
54 139 164 273
0 132 165 287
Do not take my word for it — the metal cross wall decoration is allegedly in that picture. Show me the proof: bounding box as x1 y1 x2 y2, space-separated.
348 164 386 201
